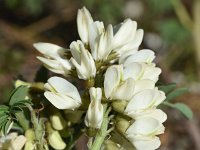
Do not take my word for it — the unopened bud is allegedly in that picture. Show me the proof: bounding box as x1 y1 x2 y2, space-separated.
50 112 66 131
115 117 130 134
104 140 120 150
112 101 127 113
46 122 66 150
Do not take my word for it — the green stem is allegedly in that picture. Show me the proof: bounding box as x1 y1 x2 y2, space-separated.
28 105 46 150
90 105 111 150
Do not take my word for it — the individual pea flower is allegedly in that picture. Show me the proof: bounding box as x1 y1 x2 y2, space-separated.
0 132 26 150
89 22 113 61
44 76 81 110
85 87 103 129
112 19 144 56
33 42 72 76
70 40 96 80
124 89 166 118
77 6 94 44
104 65 135 101
119 49 155 66
125 117 165 150
123 62 161 82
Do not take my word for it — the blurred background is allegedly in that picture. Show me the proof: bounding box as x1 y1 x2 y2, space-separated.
0 0 199 149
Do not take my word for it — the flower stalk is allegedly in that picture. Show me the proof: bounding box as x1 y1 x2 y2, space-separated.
89 105 111 150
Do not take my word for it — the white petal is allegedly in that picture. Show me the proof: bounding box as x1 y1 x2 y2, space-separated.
123 62 143 80
77 7 93 43
47 76 81 102
135 109 167 123
112 78 135 101
119 49 138 64
94 24 113 60
142 64 161 82
33 43 65 59
132 136 161 150
37 57 66 75
44 92 80 109
126 117 163 135
104 65 121 99
123 49 155 66
134 79 155 94
125 89 155 113
113 19 137 49
70 40 83 64
89 21 105 52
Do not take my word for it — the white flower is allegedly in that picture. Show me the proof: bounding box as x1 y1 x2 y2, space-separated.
89 21 105 51
119 49 155 66
44 76 81 110
134 109 167 123
104 65 135 101
33 42 72 76
124 89 166 118
126 117 165 150
70 41 96 80
123 62 161 82
112 19 144 56
85 87 103 128
89 23 113 61
77 7 94 44
0 132 26 150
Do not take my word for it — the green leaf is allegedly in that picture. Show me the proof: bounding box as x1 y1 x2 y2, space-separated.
3 119 13 135
0 105 9 112
9 86 29 106
165 87 188 101
173 103 193 120
158 83 176 94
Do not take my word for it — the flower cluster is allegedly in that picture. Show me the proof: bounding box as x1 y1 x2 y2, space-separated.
34 7 167 150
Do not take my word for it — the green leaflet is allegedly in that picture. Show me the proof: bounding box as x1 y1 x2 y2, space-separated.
173 103 193 120
164 102 193 120
165 87 188 101
9 86 29 106
158 83 176 94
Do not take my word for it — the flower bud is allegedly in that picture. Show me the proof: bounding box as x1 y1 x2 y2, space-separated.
104 140 120 150
46 122 66 150
115 117 130 135
112 100 127 113
24 129 36 150
84 87 103 129
50 112 67 131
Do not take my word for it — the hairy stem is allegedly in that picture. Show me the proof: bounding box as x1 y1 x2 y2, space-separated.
90 105 111 150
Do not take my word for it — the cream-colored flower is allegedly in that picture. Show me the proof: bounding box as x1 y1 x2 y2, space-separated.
0 132 26 150
123 62 161 82
126 117 165 150
112 19 144 56
124 89 166 118
77 7 94 44
104 65 135 101
85 87 103 129
44 76 81 110
119 49 155 66
70 41 96 80
89 23 113 61
34 42 72 76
